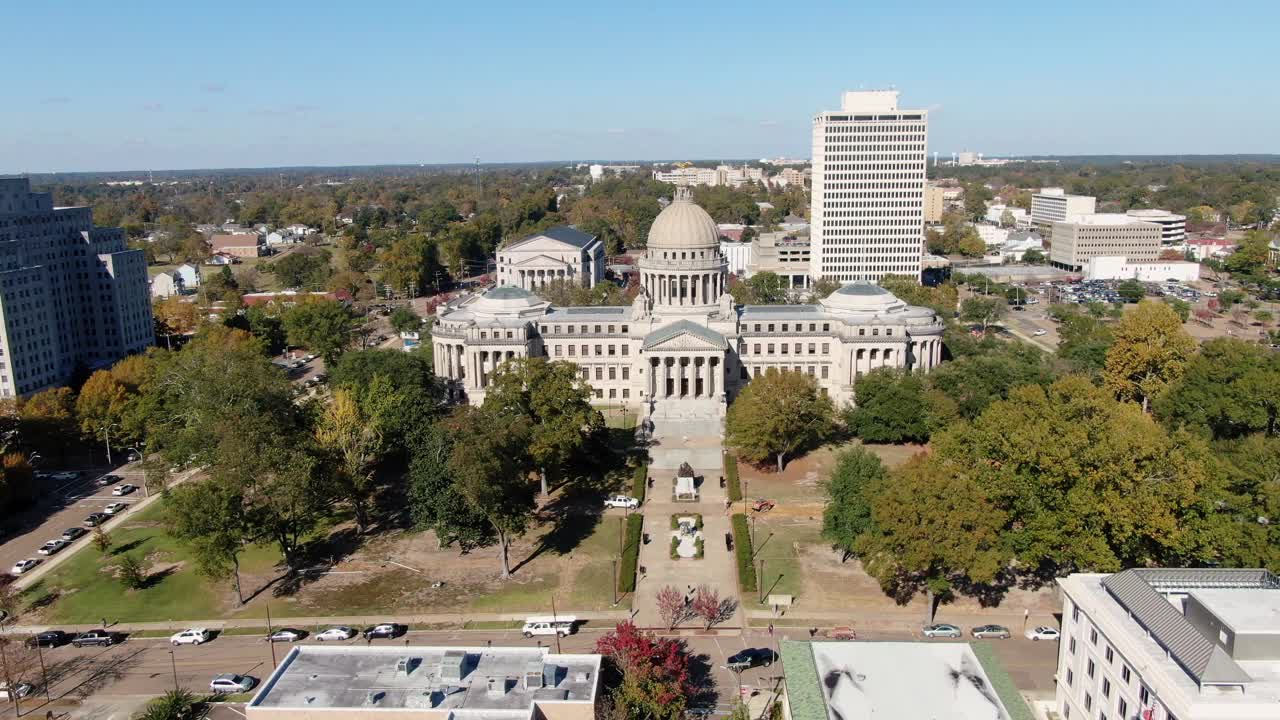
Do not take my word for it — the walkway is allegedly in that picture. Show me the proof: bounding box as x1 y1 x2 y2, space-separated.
632 402 741 629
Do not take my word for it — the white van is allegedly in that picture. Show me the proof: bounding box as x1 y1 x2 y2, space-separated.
522 615 577 638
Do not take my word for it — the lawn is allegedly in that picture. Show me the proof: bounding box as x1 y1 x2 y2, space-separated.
25 502 281 624
744 518 822 610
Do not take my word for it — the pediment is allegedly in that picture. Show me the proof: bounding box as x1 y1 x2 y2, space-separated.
645 333 726 352
511 253 571 268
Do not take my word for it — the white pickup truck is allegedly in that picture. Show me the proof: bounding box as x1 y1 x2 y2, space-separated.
522 615 577 638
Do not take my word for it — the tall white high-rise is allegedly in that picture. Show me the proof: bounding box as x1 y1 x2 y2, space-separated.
809 90 928 282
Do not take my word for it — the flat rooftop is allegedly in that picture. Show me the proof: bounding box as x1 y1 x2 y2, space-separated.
781 640 1028 720
1062 213 1156 226
1191 589 1280 634
248 645 599 718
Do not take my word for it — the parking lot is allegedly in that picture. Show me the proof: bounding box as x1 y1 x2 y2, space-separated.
0 464 148 581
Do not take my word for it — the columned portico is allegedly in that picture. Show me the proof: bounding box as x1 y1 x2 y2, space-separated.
647 353 723 400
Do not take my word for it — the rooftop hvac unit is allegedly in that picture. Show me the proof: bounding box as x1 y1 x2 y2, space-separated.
487 676 510 697
440 650 467 683
395 656 420 676
364 691 385 706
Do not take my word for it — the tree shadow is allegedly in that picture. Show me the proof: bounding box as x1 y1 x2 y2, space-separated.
269 526 370 598
138 565 177 590
109 538 147 556
685 648 719 710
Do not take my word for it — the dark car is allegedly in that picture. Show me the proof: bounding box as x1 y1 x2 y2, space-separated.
726 648 776 670
72 630 119 648
61 527 88 542
361 623 405 640
83 513 110 527
724 532 734 551
27 630 69 648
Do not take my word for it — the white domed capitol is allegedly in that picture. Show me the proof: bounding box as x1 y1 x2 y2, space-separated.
432 190 944 419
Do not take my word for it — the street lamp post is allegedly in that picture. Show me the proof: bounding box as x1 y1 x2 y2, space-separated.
168 648 179 692
611 559 619 606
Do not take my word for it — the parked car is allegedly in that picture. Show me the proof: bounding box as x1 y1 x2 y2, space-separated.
0 682 34 700
362 623 405 640
267 628 306 643
11 558 40 575
521 616 576 638
104 502 128 515
51 471 80 482
111 484 138 496
170 628 212 646
96 474 121 487
83 512 110 527
27 630 69 648
315 626 356 642
725 648 775 670
1026 626 1061 641
61 527 88 542
72 630 118 648
922 623 962 638
971 625 1012 639
603 494 639 510
210 673 257 694
38 538 68 555
303 354 316 362
1033 329 1048 337
724 532 734 551
125 450 142 462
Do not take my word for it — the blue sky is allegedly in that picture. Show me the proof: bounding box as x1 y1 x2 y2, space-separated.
3 0 1277 172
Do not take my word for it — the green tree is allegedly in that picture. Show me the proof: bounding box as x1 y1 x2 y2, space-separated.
137 688 199 720
999 209 1015 228
270 250 332 289
855 454 1008 623
809 277 842 300
1117 279 1146 303
1164 298 1191 323
1223 231 1272 276
956 227 987 258
389 306 422 334
1056 310 1115 374
118 552 150 590
730 271 789 305
959 295 1006 332
927 343 1057 419
484 358 603 495
821 447 887 561
282 299 357 365
315 388 384 532
1103 299 1197 412
167 479 252 603
845 368 933 443
1022 248 1046 264
76 370 131 461
407 420 493 551
726 369 834 471
444 406 536 578
936 376 1219 575
1156 338 1280 440
329 349 441 448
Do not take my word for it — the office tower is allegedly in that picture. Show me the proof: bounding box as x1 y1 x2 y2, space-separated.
809 90 928 282
0 178 152 397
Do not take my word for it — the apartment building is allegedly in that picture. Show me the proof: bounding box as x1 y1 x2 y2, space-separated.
1032 188 1096 247
1050 214 1161 271
810 90 928 282
1126 209 1187 245
1057 569 1280 720
0 178 152 397
651 165 764 188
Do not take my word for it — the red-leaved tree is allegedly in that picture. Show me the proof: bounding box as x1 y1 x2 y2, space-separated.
692 585 728 629
656 585 686 630
595 622 693 719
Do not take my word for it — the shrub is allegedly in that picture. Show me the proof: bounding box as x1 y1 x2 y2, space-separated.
670 536 680 560
725 453 742 502
631 463 647 503
732 513 756 592
118 552 149 590
618 513 643 593
694 537 704 559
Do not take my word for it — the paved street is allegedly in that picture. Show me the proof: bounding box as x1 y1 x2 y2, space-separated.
0 624 1059 718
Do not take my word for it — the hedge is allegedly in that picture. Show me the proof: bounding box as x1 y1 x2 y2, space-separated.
725 453 742 502
631 462 647 503
732 513 756 592
618 513 644 593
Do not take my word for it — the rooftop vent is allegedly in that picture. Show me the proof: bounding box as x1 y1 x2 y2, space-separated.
440 650 467 683
574 671 591 683
524 660 545 690
395 656 420 676
364 691 385 706
487 676 510 697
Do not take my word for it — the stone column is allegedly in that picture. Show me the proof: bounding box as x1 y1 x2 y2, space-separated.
693 357 702 398
708 358 717 397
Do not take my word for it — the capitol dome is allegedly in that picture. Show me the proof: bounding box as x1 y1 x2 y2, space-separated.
820 280 908 315
647 187 721 251
468 285 551 319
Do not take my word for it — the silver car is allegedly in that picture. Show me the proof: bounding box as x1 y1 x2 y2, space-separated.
210 673 257 694
971 624 1012 639
922 623 962 638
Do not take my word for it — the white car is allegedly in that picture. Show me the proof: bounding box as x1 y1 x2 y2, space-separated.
10 558 39 575
0 681 35 700
210 673 257 694
38 538 68 555
170 628 212 646
51 471 79 482
315 626 356 642
1032 329 1048 337
603 494 639 510
104 502 128 515
1026 626 1061 641
111 484 138 496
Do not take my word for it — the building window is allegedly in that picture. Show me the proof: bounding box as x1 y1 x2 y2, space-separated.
609 367 616 380
1072 605 1080 623
781 344 788 354
1069 637 1076 655
622 367 629 380
568 346 575 356
1121 666 1130 684
1084 694 1092 712
782 324 789 332
1066 669 1073 687
754 344 761 354
595 345 603 356
1102 679 1110 698
767 344 775 354
858 328 865 336
595 389 602 398
768 324 775 332
608 325 615 333
1087 659 1095 679
808 343 816 354
822 323 829 331
1118 700 1127 718
622 389 629 399
609 388 616 399
1105 646 1113 664
1139 686 1149 705
821 366 829 379
821 343 829 354
1090 628 1098 645
554 346 562 357
608 345 616 356
621 345 629 356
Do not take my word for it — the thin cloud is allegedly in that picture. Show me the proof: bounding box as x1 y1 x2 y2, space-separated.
759 119 780 127
41 96 71 105
143 103 164 112
200 82 227 93
606 128 626 135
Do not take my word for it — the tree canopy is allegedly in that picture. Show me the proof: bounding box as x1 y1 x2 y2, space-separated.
726 368 834 471
1102 300 1197 412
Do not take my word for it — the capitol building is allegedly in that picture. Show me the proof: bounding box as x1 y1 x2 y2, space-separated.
431 190 944 418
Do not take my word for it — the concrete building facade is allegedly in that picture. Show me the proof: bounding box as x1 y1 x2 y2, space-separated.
495 226 605 292
1032 188 1096 248
924 184 945 223
1126 209 1187 245
433 191 944 415
1057 569 1280 720
809 90 928 282
0 178 152 397
1050 214 1162 271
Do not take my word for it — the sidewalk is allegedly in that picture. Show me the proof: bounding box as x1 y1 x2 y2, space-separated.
5 609 634 636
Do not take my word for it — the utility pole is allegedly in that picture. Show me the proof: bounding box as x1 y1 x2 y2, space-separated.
551 596 562 654
266 601 277 666
169 648 179 692
34 638 51 703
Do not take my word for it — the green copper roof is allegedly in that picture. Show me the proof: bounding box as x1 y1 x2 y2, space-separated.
780 641 825 720
484 286 535 300
640 319 729 350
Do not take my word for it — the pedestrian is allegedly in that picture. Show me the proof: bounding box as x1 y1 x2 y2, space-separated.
101 616 107 629
768 623 774 636
809 627 817 638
